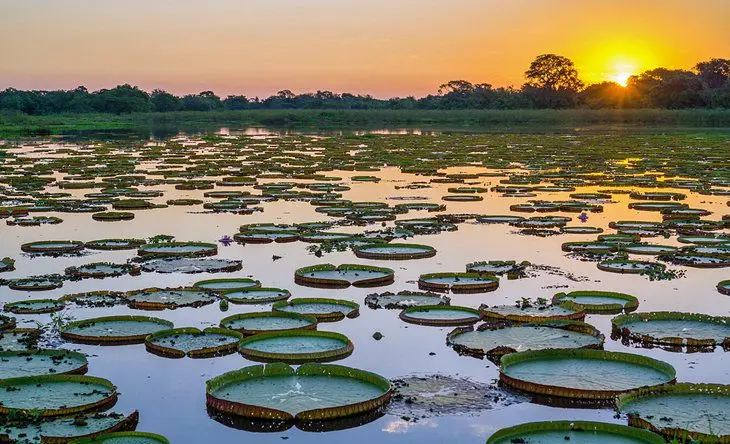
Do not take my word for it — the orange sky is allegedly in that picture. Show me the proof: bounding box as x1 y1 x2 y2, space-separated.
1 0 728 98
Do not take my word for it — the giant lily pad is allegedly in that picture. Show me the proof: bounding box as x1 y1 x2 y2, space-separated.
0 328 40 351
0 374 117 417
140 258 243 274
220 312 317 336
272 298 359 322
719 279 730 296
125 287 216 310
597 259 666 274
206 363 391 423
3 411 139 443
220 287 291 304
145 327 242 358
616 383 730 442
4 298 65 314
487 420 665 444
137 242 217 258
353 243 436 260
612 312 730 349
466 260 525 276
480 303 585 322
0 350 88 379
84 239 146 251
448 321 604 361
65 262 139 279
21 240 84 254
399 305 482 326
499 349 676 401
552 291 639 314
70 431 170 444
418 272 499 293
364 291 449 309
8 275 64 292
239 330 353 363
294 264 394 288
193 278 261 292
61 315 173 344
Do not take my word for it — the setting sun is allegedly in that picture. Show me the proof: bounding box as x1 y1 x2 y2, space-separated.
611 71 634 86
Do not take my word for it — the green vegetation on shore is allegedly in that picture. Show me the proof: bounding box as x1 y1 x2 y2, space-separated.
2 108 730 138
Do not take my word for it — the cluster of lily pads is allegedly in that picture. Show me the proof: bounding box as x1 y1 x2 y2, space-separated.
1 132 729 442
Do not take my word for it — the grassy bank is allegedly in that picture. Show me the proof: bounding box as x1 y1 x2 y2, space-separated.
2 108 730 137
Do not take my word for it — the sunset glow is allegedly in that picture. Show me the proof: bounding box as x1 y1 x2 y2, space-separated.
0 0 728 97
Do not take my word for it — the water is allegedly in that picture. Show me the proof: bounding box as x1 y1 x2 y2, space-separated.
0 132 729 443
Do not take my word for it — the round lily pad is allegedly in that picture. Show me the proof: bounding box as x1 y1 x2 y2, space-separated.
8 276 64 292
125 287 216 310
70 431 170 444
418 272 499 293
61 315 173 344
60 291 127 307
233 231 299 243
0 349 88 379
399 305 482 326
65 262 139 279
0 374 117 417
239 330 353 363
220 312 317 336
353 243 436 260
294 264 394 288
499 349 676 401
364 291 450 309
206 363 392 423
21 240 84 254
480 302 585 322
476 215 526 224
448 321 604 361
487 420 665 444
145 327 242 359
4 298 65 314
552 291 639 314
719 279 730 296
616 383 730 443
220 287 291 304
272 298 360 322
91 212 135 222
193 278 261 292
597 259 665 274
612 312 730 349
621 244 678 255
84 239 146 251
137 242 217 258
3 410 140 443
139 258 242 274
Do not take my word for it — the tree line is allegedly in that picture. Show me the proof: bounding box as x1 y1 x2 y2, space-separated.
1 54 728 115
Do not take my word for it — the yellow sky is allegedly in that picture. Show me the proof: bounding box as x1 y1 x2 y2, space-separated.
1 0 728 97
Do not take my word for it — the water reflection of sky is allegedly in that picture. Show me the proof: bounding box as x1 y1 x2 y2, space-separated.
0 136 728 443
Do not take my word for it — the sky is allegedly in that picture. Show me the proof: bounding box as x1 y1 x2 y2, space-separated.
1 0 728 98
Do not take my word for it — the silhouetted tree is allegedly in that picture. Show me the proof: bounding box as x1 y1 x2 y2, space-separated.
93 84 149 114
150 89 181 112
695 58 730 89
579 82 627 108
523 54 584 108
627 69 705 108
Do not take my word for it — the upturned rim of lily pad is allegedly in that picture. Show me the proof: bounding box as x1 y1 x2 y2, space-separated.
499 348 676 401
238 330 353 364
219 311 318 336
60 315 174 345
205 363 392 423
145 327 243 359
486 420 665 444
0 374 118 417
615 383 730 443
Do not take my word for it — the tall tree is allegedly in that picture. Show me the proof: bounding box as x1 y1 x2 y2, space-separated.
523 54 584 108
695 58 730 89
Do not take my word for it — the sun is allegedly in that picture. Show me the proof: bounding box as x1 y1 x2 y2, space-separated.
611 71 634 87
